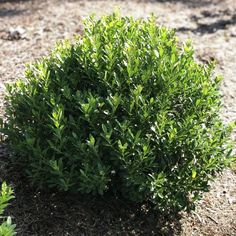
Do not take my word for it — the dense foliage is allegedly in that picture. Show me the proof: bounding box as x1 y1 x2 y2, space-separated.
1 13 234 211
0 182 16 236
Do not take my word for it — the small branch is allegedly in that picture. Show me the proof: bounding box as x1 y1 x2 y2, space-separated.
207 215 218 224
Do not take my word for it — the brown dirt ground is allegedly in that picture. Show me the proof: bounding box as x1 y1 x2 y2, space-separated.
0 0 236 235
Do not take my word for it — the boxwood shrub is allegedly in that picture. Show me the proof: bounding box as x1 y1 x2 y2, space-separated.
1 13 234 211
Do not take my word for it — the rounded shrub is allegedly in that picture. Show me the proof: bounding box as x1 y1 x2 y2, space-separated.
1 13 234 211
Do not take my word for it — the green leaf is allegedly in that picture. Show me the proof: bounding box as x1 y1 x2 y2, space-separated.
192 168 197 179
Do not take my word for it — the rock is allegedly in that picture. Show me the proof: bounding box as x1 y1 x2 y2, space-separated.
7 26 27 40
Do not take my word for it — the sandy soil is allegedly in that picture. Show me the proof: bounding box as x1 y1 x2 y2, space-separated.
0 0 236 235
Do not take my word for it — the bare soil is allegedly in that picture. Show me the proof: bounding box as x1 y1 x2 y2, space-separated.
0 0 235 235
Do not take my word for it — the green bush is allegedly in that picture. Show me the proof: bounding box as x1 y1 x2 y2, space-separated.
0 182 16 236
1 13 234 211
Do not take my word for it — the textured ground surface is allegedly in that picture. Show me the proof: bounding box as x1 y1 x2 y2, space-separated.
0 0 236 235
